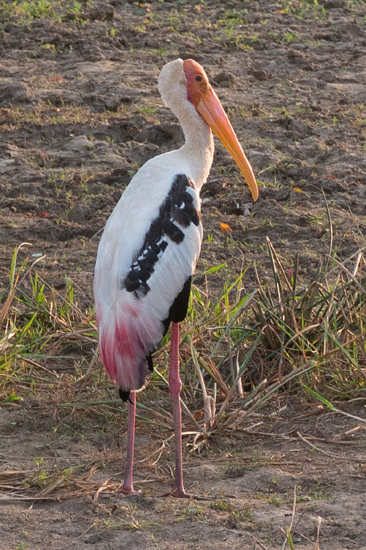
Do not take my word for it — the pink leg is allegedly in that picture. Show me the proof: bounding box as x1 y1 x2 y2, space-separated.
120 391 139 494
166 323 212 500
169 322 186 497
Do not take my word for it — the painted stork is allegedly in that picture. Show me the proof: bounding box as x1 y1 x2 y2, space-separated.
94 59 258 498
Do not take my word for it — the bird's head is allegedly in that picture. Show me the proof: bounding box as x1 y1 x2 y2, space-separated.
159 58 258 201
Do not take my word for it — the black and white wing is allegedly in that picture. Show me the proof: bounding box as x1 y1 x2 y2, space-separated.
94 170 202 394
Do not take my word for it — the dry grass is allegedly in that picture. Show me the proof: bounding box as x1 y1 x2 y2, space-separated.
1 211 366 507
0 463 120 502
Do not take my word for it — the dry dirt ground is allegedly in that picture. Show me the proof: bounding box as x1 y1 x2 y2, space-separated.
1 0 366 549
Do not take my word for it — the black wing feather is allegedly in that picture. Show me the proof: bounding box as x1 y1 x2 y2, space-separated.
162 276 192 336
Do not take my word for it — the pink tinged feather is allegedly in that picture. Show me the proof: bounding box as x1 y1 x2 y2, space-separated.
96 298 162 391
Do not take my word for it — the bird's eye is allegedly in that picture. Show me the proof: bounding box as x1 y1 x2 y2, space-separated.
195 75 202 82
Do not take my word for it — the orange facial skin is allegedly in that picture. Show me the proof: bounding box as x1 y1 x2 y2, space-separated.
183 59 258 202
184 59 210 107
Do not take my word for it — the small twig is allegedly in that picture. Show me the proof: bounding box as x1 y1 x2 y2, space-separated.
76 522 98 540
283 324 320 350
190 338 214 429
199 356 229 396
267 237 293 293
248 533 269 550
327 254 366 296
227 334 236 391
21 357 58 377
332 407 366 425
235 352 244 397
138 434 174 464
90 227 104 240
293 529 314 545
93 478 113 501
288 485 297 535
352 251 363 278
321 189 333 279
74 350 98 388
315 516 322 550
297 431 366 462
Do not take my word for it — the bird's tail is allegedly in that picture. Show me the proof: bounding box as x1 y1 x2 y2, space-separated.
96 297 162 393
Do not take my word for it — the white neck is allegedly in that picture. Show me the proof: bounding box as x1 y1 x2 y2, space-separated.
158 59 215 191
178 108 214 191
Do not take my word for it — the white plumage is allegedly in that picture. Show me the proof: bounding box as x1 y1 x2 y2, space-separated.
94 131 204 392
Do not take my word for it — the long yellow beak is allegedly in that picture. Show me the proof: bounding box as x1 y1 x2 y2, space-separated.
196 88 258 201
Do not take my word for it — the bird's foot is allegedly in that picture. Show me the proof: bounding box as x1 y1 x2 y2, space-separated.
117 484 141 496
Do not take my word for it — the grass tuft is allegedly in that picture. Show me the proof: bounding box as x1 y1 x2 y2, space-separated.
1 225 366 499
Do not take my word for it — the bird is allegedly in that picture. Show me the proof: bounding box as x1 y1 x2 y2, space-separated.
94 58 258 498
